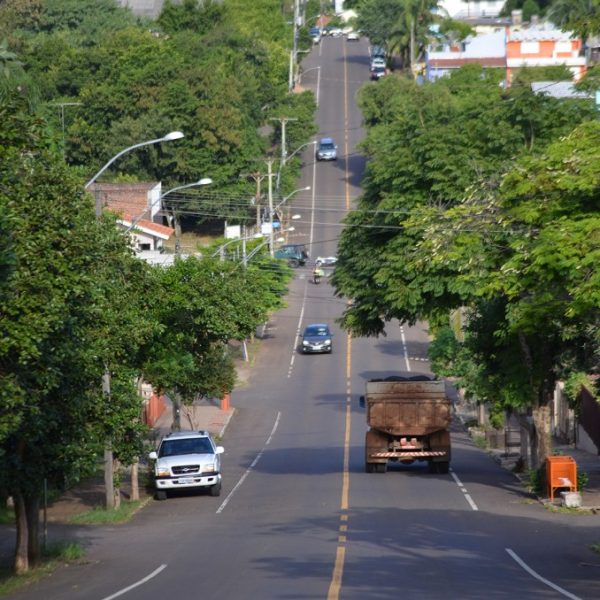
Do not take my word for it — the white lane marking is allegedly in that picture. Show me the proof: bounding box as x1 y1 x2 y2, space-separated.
450 469 479 511
288 284 307 378
101 564 167 600
316 64 321 106
216 412 281 514
506 549 582 600
399 326 411 371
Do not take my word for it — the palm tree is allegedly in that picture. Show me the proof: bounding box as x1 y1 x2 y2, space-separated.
549 0 600 64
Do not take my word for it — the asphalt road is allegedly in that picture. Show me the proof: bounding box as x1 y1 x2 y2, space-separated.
8 35 600 600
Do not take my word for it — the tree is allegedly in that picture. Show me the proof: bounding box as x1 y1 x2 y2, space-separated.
0 92 156 573
142 253 290 417
549 0 600 42
332 69 598 467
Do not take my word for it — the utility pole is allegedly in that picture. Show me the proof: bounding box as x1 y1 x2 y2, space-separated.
51 102 81 158
267 159 276 257
271 117 298 193
241 171 265 230
290 0 300 92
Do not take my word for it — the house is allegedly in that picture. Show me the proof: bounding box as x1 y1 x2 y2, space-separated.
506 23 587 82
531 81 594 99
440 0 505 19
426 29 506 81
87 182 175 255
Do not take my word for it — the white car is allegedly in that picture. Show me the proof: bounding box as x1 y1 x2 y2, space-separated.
347 31 360 41
371 57 386 69
149 430 224 500
316 256 338 266
330 27 343 37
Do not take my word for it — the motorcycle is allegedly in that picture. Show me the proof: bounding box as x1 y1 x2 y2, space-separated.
313 272 321 285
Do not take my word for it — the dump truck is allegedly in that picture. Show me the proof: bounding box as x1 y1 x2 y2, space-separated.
361 376 451 474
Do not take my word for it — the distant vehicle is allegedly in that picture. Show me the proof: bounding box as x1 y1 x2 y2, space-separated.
149 431 224 500
274 243 309 267
371 45 385 59
330 27 343 37
309 26 321 44
316 137 338 161
370 66 387 80
301 323 333 354
347 31 360 41
323 25 334 36
342 26 354 35
316 256 338 266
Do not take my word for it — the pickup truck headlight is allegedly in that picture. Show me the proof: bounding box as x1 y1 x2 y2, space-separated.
202 463 216 473
156 465 170 477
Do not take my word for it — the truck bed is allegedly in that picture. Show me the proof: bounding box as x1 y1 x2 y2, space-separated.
366 379 451 436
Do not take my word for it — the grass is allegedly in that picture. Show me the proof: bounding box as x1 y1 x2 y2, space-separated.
0 542 84 595
591 543 600 554
68 498 150 525
473 435 487 449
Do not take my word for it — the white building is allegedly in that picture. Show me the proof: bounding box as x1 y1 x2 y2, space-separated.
439 0 505 19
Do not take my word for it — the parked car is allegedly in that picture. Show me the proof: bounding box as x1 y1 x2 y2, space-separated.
316 137 338 161
370 57 386 70
309 26 321 44
371 45 385 59
370 66 387 80
149 431 224 500
274 243 309 267
330 27 343 37
347 31 360 41
301 323 333 354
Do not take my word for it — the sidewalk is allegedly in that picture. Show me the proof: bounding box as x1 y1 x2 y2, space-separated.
454 396 600 510
152 396 234 441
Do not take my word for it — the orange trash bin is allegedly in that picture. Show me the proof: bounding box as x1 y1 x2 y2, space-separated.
546 455 577 500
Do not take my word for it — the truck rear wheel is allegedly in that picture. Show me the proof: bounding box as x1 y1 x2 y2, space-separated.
365 430 388 474
437 462 449 474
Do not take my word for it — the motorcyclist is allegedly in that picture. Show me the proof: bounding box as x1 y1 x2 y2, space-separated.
313 262 325 284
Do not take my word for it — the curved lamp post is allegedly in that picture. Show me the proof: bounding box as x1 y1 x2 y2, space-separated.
276 140 316 193
270 185 309 257
212 232 263 261
85 131 184 190
86 131 185 219
161 178 213 255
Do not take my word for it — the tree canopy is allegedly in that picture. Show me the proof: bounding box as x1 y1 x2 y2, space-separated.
332 67 598 465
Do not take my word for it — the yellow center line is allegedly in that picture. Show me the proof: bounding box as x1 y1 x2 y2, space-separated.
328 41 352 600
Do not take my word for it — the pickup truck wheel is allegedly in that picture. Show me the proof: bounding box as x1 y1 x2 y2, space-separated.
428 462 439 474
209 481 222 497
437 462 450 474
288 258 299 268
155 490 167 501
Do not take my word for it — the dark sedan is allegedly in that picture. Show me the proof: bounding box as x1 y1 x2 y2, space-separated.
301 323 333 354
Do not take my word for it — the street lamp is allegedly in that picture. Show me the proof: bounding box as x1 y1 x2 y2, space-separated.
270 185 310 257
211 232 263 261
85 131 184 190
274 185 311 213
160 178 213 255
276 141 317 192
125 178 212 236
85 131 185 218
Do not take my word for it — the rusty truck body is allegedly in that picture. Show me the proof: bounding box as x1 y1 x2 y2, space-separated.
362 376 452 474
